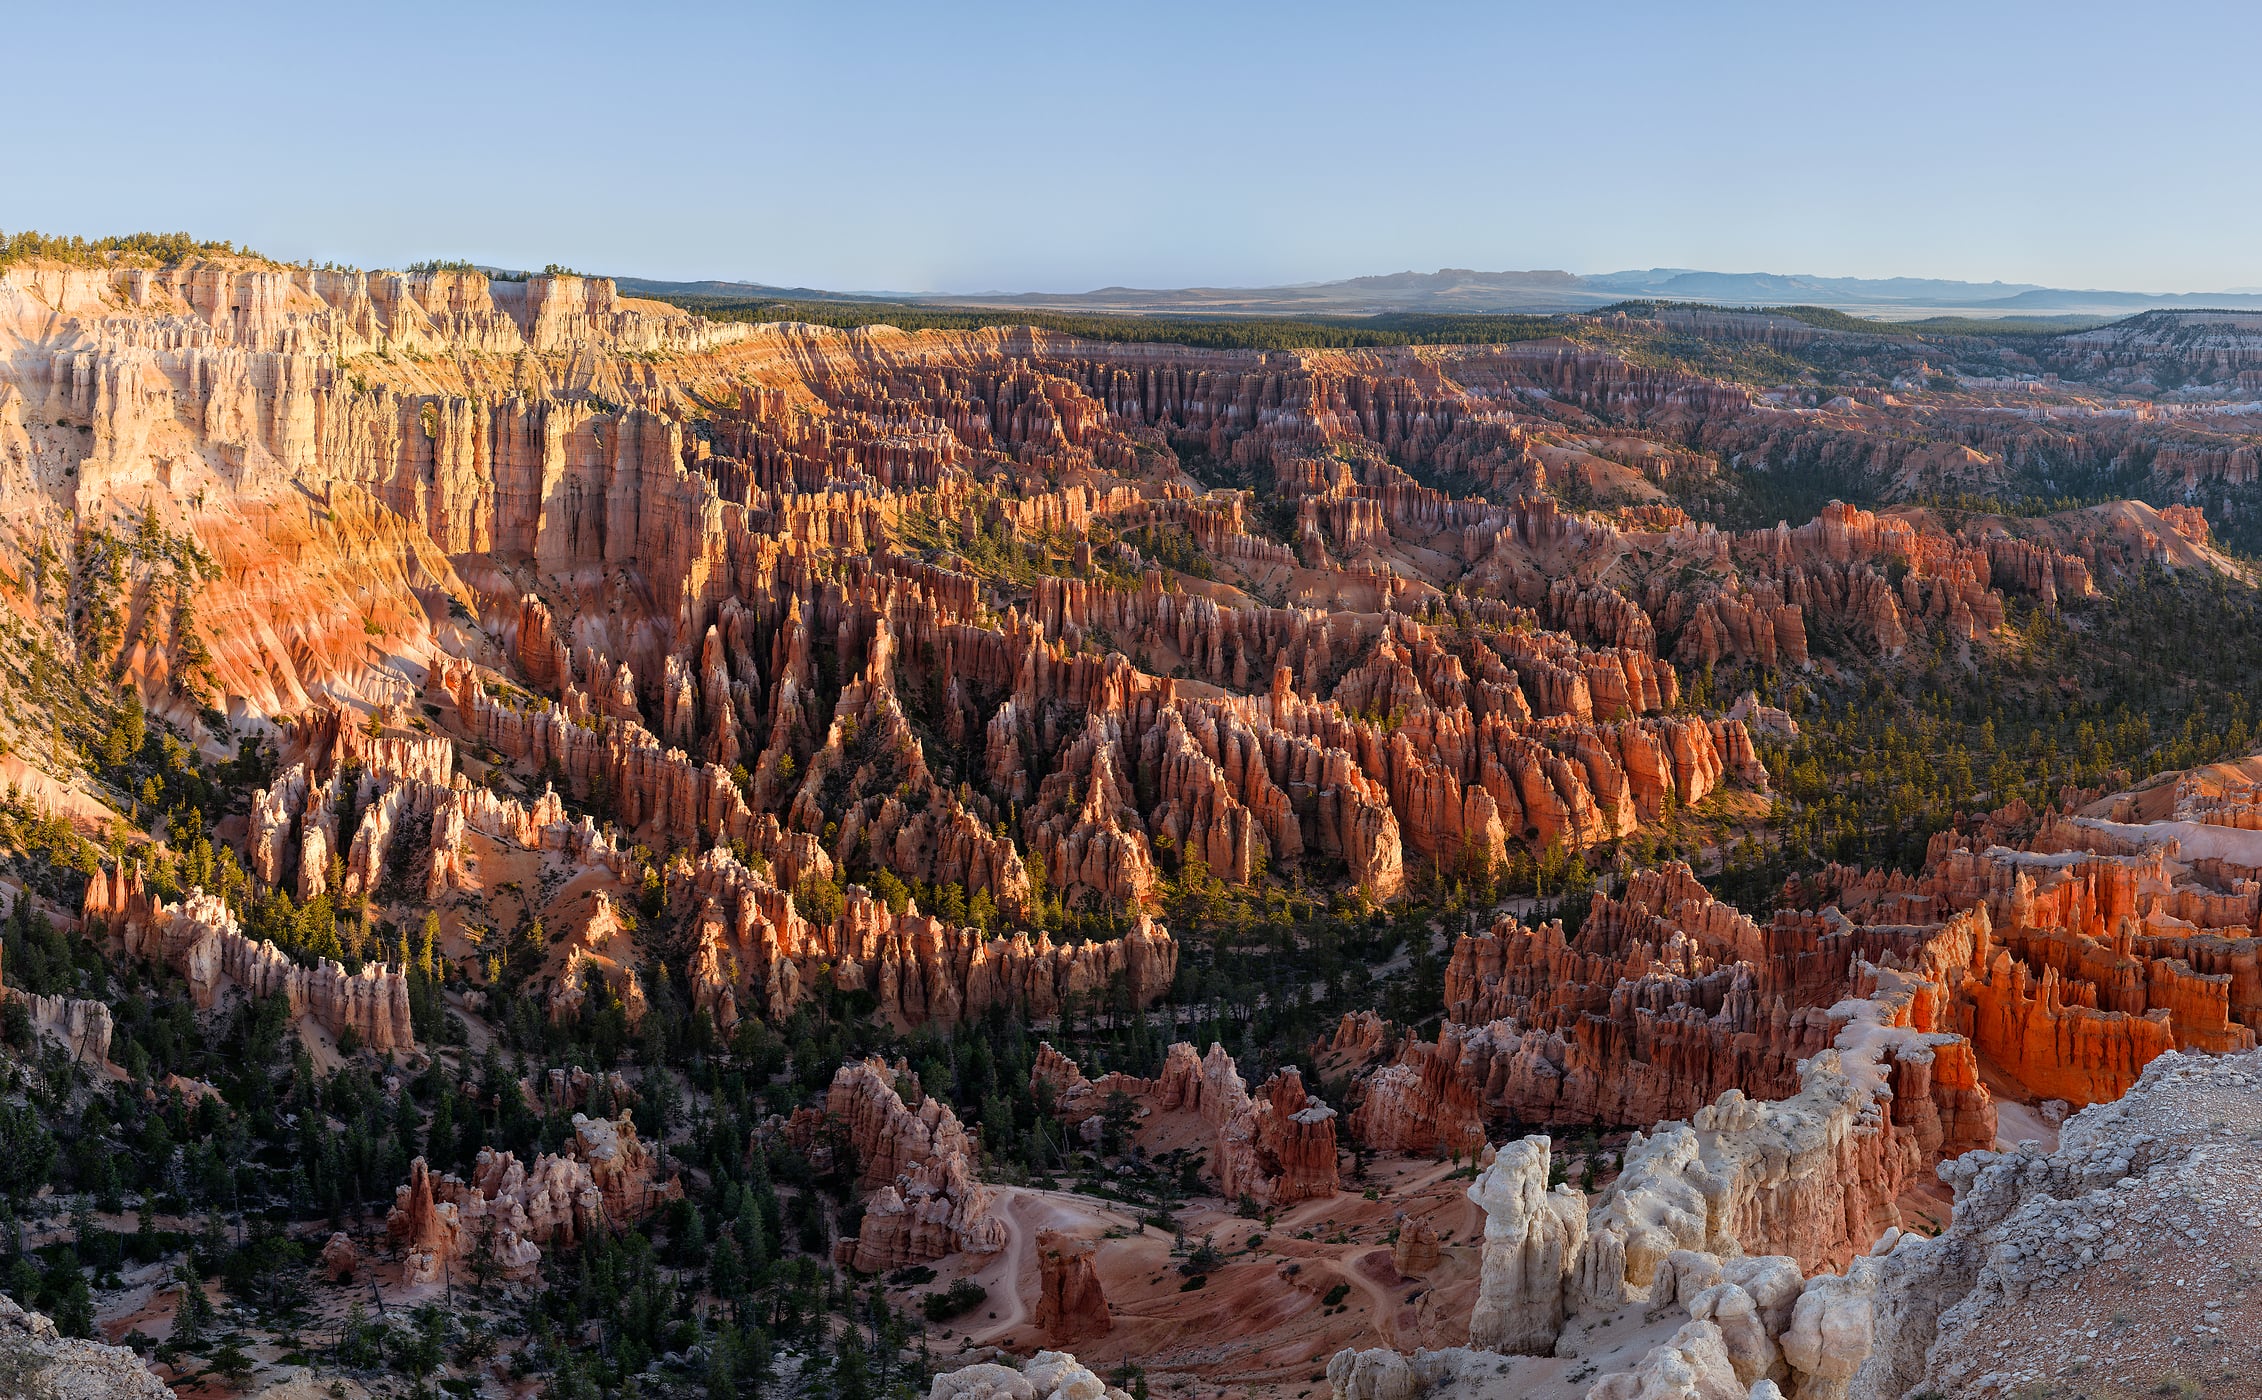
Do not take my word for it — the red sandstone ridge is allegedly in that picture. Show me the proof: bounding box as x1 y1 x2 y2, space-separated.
1228 1066 1343 1207
1335 795 2262 1253
1343 1023 1487 1159
1 255 1859 957
1330 857 1999 1266
675 847 1178 1031
0 255 2200 783
824 1057 1006 1273
1028 1040 1341 1204
1034 1231 1112 1340
83 864 414 1053
1792 806 2262 1107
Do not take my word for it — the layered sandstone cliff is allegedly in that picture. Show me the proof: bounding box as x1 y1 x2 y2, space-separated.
677 846 1179 1031
825 1056 1006 1273
82 863 414 1052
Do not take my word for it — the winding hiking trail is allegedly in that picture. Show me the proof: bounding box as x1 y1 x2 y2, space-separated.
965 1188 1139 1348
967 1191 1037 1344
1337 1248 1410 1349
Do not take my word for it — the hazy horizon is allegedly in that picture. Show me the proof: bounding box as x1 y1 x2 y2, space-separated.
9 0 2259 295
613 266 2238 300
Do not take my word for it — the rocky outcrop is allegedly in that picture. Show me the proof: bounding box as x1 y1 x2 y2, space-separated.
825 1057 1005 1272
1807 1047 2262 1399
1153 1043 1341 1206
1962 949 2179 1107
1345 1025 1488 1157
1023 716 1163 906
1030 1040 1343 1203
84 863 414 1052
1587 1322 1756 1400
1024 1041 1171 1134
1798 814 2262 1107
1033 1231 1112 1340
1345 1014 2001 1395
1391 1214 1442 1275
673 848 1178 1030
1380 1034 2262 1400
1364 1050 1923 1396
319 1231 361 1282
1466 1137 1585 1354
384 1111 677 1285
571 1109 678 1223
928 1351 1135 1400
0 1290 173 1400
1335 856 2009 1196
6 984 113 1069
1230 1065 1343 1206
520 1065 637 1116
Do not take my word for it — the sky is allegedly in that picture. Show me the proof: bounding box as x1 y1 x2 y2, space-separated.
8 0 2260 295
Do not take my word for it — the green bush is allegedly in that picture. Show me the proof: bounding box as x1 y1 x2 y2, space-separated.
921 1279 988 1321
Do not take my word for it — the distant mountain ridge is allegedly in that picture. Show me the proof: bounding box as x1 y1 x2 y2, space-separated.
617 266 2262 320
1580 269 2049 302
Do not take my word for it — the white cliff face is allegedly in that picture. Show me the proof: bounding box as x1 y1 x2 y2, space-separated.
1582 1321 1749 1400
1466 1135 1586 1354
15 989 113 1068
928 1350 1133 1400
1831 1047 2262 1400
1342 1049 2262 1400
1571 1124 1712 1315
1345 1047 1933 1399
1464 1039 1935 1355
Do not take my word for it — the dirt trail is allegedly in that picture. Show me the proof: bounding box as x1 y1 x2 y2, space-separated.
968 1196 1036 1343
966 1188 1137 1347
1336 1249 1410 1349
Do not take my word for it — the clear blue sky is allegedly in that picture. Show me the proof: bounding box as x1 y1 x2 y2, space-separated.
10 0 2258 294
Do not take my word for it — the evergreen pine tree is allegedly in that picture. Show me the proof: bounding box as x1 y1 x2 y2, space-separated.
172 1263 212 1348
833 1319 872 1400
426 1085 456 1166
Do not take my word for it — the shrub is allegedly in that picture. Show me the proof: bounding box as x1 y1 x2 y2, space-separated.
922 1280 987 1322
1178 1236 1223 1276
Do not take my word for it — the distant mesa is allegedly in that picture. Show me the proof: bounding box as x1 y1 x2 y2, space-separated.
617 264 2262 321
